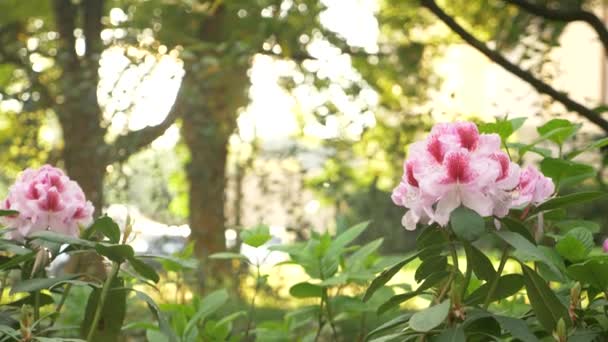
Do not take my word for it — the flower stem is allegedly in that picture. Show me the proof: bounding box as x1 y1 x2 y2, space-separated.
483 246 509 310
86 262 120 342
461 242 473 299
244 264 261 340
48 283 72 328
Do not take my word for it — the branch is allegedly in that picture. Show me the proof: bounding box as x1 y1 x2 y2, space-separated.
503 0 608 53
107 97 182 164
83 0 104 58
51 0 79 67
420 0 608 133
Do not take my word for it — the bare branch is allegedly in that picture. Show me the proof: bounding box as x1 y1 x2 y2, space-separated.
107 96 182 164
504 0 608 53
421 0 608 133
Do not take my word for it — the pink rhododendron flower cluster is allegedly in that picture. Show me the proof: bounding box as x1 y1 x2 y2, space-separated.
392 122 554 230
0 165 94 240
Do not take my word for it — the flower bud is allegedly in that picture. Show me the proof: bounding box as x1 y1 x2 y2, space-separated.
31 247 50 277
20 305 33 340
552 318 567 342
603 238 608 253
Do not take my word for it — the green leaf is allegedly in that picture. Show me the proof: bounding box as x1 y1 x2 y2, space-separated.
377 292 418 314
81 277 127 342
0 210 18 217
10 274 80 294
533 191 607 213
131 289 178 342
416 225 448 260
137 254 197 270
95 244 134 263
433 326 465 342
536 119 580 146
567 257 608 289
409 299 451 332
555 227 593 262
465 274 524 305
499 217 534 243
327 221 370 257
289 282 323 298
554 220 600 234
495 231 559 274
566 137 608 159
540 158 595 186
241 224 272 248
209 252 248 261
128 257 160 283
28 231 95 248
346 238 383 270
363 253 418 302
415 256 447 283
450 207 485 242
6 293 54 307
0 252 35 271
464 244 495 281
479 117 526 142
366 313 412 339
86 216 121 243
494 315 539 342
521 264 570 332
183 289 229 338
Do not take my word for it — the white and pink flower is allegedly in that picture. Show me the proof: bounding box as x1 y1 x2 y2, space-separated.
392 121 554 230
0 165 94 240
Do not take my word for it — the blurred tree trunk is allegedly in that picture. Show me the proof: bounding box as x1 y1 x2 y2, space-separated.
53 0 106 212
179 7 250 267
179 66 249 263
50 0 179 213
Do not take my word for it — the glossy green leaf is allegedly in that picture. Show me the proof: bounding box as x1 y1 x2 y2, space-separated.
479 117 526 142
289 282 323 298
465 243 495 281
415 255 447 283
450 207 485 242
327 221 369 257
555 227 593 262
540 158 594 186
566 137 608 159
433 326 465 342
521 264 570 333
554 220 600 234
499 217 534 243
131 289 178 342
183 289 229 338
0 251 35 271
567 257 608 290
533 191 607 213
366 313 412 340
241 224 272 248
494 315 539 342
86 216 121 243
363 253 418 302
495 231 558 274
28 231 95 248
536 119 580 146
128 257 160 283
95 244 134 263
10 274 80 294
0 210 18 217
409 299 451 332
465 274 524 305
81 277 127 342
377 292 418 314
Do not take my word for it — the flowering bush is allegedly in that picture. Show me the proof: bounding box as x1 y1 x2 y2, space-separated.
1 165 94 240
1 118 608 342
0 166 179 342
391 121 553 230
366 118 608 341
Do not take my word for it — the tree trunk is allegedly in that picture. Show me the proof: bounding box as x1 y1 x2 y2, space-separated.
179 65 249 267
